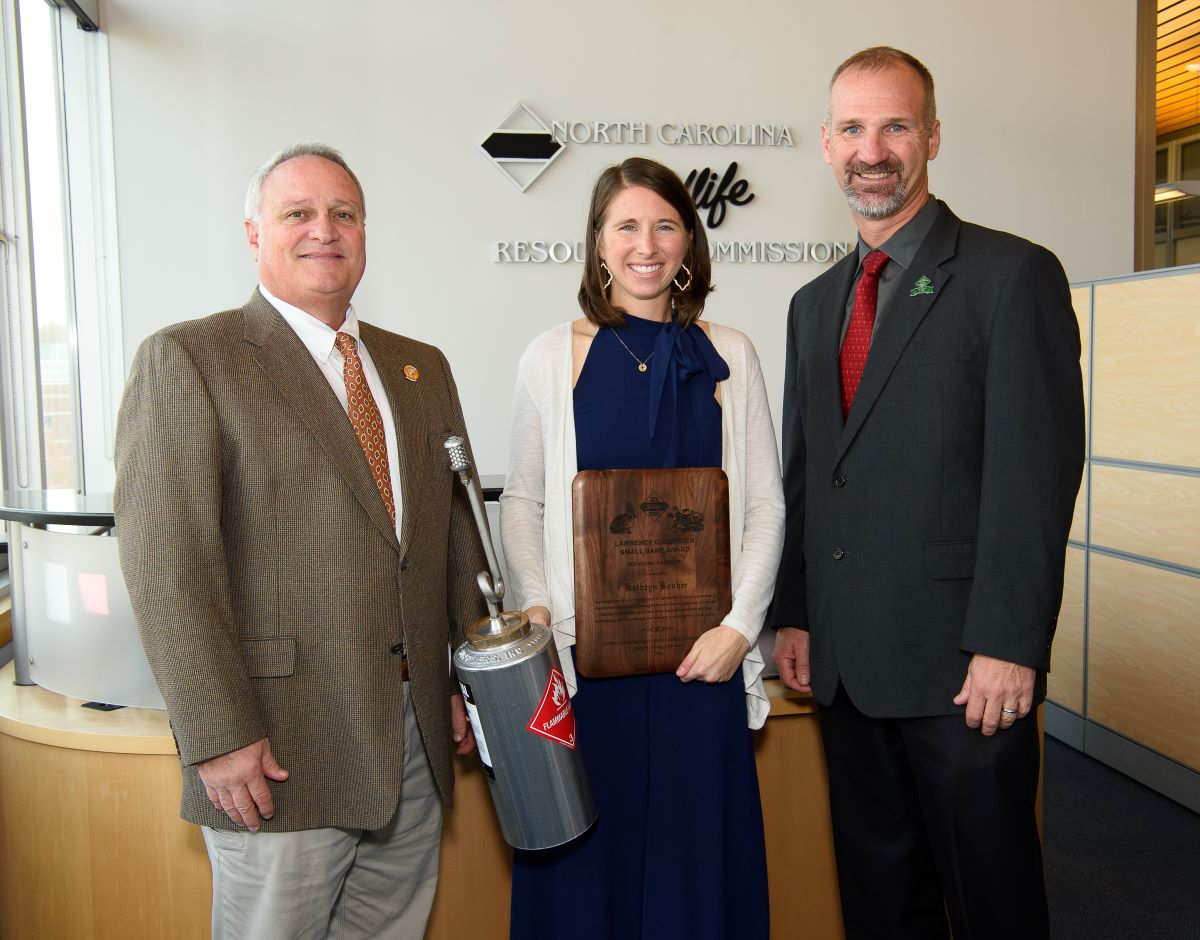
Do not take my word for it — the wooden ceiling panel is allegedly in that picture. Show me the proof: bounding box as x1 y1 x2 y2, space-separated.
1158 0 1200 23
1157 1 1200 137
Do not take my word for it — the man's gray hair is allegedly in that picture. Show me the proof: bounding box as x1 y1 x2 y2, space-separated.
244 143 366 221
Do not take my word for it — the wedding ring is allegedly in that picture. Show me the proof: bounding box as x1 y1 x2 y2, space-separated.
1001 707 1018 716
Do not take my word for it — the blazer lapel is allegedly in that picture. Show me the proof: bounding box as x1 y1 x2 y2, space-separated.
241 291 401 551
835 203 961 463
815 255 860 450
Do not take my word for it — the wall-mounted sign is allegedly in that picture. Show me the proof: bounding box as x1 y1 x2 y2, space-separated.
482 102 848 265
551 121 794 148
686 163 754 229
492 241 852 264
480 104 566 192
480 103 794 193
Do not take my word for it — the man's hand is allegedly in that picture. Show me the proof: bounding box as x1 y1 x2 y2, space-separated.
450 693 477 756
773 627 812 694
197 737 288 831
953 653 1036 735
677 625 750 683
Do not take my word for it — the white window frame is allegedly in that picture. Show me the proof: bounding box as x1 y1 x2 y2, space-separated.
0 0 46 491
0 0 122 494
58 4 122 493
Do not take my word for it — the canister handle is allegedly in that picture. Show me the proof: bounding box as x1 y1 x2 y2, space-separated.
445 436 506 628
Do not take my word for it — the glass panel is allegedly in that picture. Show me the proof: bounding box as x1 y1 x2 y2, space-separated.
18 0 81 490
1177 141 1200 230
23 526 165 709
1154 147 1169 234
1174 235 1200 267
1182 140 1200 178
1177 196 1200 231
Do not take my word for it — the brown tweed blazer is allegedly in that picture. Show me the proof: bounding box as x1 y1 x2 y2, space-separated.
114 289 486 831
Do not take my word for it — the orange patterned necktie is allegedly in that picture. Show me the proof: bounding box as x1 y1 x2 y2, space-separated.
840 249 889 420
335 331 396 524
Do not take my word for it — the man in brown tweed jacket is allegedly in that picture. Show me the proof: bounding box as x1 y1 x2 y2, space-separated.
114 143 486 938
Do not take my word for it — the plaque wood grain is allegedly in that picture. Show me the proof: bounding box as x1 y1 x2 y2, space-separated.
572 468 731 677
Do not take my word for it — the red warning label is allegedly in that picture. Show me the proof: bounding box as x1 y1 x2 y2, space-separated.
526 666 576 749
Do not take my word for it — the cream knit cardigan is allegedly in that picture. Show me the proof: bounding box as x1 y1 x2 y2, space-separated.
499 320 784 729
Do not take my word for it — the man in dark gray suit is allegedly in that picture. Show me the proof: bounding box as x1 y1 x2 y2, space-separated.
115 143 485 938
771 48 1084 939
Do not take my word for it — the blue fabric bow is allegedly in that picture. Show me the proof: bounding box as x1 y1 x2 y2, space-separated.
646 320 730 465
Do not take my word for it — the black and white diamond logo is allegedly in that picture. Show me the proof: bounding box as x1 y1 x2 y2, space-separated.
480 103 565 192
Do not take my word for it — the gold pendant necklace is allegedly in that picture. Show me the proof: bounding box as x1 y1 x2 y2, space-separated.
610 327 653 373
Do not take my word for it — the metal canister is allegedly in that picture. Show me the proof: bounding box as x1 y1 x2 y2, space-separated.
444 435 596 851
455 611 596 850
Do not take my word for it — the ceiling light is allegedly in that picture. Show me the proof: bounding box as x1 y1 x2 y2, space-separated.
1154 181 1200 203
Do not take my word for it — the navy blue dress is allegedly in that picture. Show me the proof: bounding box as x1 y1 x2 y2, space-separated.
510 314 769 939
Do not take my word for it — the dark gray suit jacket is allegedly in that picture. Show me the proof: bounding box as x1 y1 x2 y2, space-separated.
114 290 486 830
771 201 1085 718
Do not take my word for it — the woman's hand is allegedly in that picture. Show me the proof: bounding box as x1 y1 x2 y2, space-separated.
676 625 750 684
525 605 551 626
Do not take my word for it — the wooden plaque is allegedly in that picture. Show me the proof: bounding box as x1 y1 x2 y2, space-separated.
571 468 732 678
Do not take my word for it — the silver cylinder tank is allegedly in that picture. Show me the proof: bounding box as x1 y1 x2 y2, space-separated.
455 612 596 851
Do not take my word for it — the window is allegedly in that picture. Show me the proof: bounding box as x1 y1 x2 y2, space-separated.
1154 131 1200 269
20 0 80 489
0 0 121 494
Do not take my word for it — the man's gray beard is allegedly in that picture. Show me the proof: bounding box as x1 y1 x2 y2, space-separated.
843 175 907 219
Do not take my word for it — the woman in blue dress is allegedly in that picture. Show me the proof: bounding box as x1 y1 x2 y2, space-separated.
500 157 784 939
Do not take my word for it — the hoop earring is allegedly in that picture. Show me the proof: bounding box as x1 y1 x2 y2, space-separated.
673 263 692 292
600 261 613 291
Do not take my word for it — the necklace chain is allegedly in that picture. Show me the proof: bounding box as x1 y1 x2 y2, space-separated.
609 327 653 373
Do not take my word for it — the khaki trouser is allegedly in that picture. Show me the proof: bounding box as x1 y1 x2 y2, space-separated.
202 685 442 939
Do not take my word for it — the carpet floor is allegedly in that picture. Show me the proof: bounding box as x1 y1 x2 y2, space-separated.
1043 735 1200 939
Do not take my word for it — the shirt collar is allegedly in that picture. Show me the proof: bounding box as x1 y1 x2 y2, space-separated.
258 284 359 363
855 194 940 273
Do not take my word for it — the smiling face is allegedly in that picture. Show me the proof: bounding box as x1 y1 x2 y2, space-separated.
596 185 689 322
822 63 940 241
245 155 366 327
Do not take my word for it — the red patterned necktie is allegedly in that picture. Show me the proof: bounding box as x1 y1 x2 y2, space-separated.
839 249 889 419
335 331 396 524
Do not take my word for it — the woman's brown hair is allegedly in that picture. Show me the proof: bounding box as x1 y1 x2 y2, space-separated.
577 157 713 329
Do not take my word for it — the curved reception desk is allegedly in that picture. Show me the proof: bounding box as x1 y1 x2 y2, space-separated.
0 490 844 938
0 664 842 939
0 662 207 937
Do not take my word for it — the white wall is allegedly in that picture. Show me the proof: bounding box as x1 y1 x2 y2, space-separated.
102 0 1135 476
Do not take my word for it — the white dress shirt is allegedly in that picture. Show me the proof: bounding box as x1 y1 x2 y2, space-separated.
260 285 404 537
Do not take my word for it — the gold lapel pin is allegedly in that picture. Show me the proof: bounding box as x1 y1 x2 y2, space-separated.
403 365 420 382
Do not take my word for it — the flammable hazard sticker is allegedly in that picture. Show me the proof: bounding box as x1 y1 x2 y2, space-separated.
526 666 576 748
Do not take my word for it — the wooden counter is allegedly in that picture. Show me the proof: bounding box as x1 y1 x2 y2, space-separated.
1 664 843 939
0 665 210 939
